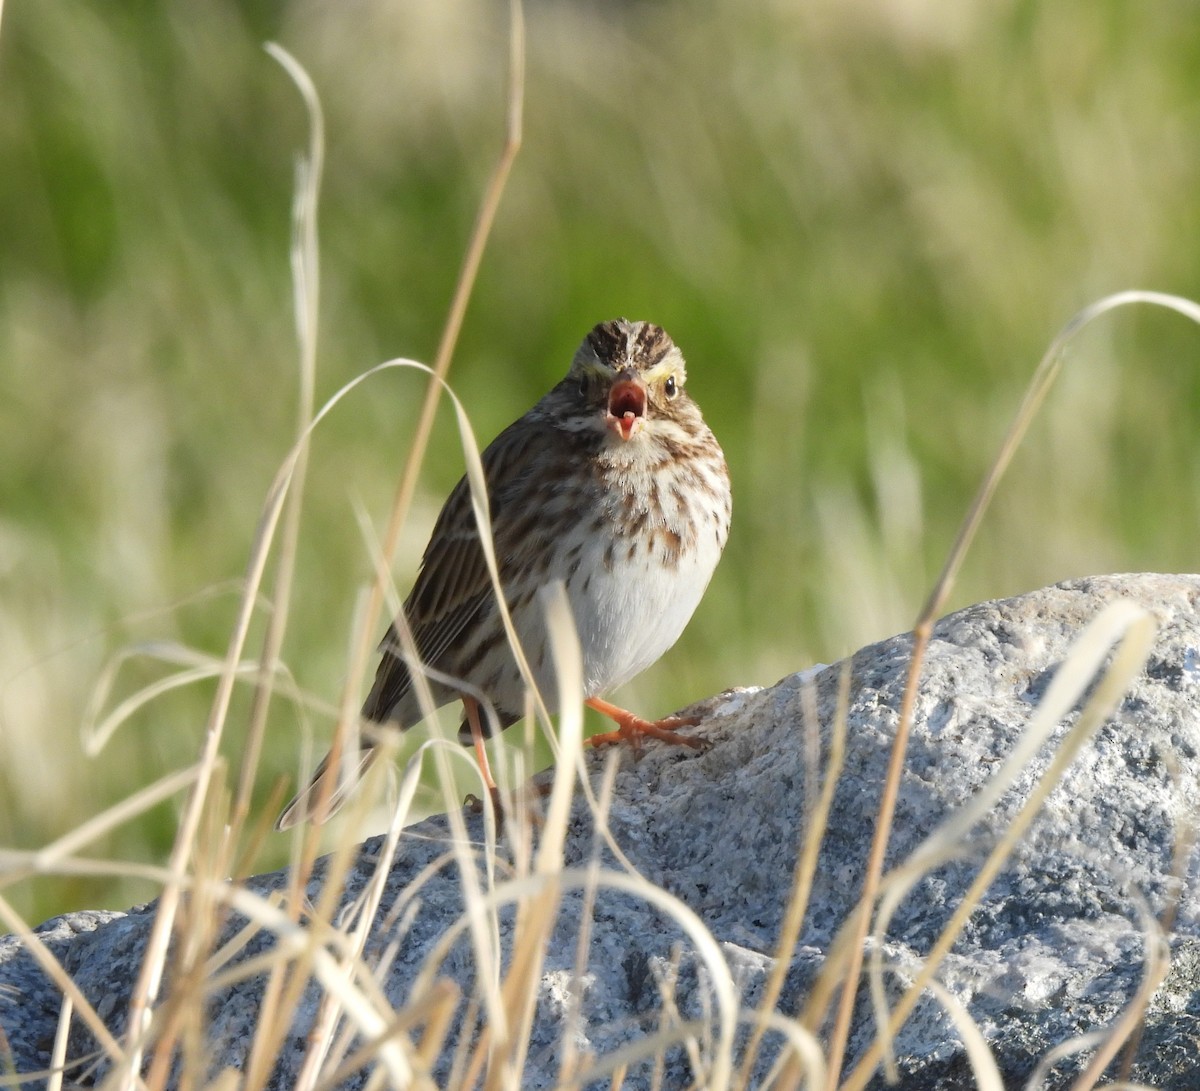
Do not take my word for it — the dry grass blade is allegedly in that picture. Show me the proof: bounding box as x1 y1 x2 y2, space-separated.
1115 754 1195 1083
313 1014 444 1091
819 612 927 1091
0 856 177 890
449 380 549 738
84 652 264 756
557 755 621 1086
736 665 848 1089
243 359 527 1087
286 732 419 1091
480 586 582 1087
302 364 587 1091
556 1020 709 1091
321 0 526 841
920 289 1200 626
920 976 1004 1091
536 588 585 859
650 947 704 1083
1025 1032 1109 1091
121 375 294 1082
0 765 198 887
1069 898 1171 1091
736 1007 827 1090
366 366 525 1061
259 602 401 1091
47 995 73 1091
235 42 323 835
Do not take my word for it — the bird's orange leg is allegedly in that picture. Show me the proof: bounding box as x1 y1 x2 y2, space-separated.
584 696 709 751
462 696 503 815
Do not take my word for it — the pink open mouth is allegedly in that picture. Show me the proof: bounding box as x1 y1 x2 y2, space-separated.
606 378 646 441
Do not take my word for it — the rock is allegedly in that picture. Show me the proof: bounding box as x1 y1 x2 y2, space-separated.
2 573 1200 1089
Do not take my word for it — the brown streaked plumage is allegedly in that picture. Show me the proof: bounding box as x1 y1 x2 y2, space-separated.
277 318 731 830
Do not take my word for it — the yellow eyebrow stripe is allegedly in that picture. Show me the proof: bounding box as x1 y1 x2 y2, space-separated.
641 361 681 384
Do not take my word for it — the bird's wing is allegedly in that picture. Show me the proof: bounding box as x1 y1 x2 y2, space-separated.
363 417 548 720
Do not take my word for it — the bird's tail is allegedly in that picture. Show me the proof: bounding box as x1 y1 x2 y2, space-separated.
275 744 380 831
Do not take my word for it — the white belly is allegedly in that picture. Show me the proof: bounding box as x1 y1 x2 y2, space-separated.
503 504 726 706
568 530 722 695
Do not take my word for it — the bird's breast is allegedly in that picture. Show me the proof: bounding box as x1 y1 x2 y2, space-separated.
553 473 728 697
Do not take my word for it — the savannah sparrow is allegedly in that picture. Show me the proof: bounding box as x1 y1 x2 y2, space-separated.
277 319 731 829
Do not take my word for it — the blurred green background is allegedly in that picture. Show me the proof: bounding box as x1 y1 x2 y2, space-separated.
2 0 1198 924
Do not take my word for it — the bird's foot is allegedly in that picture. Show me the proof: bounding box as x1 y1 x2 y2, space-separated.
464 780 553 829
584 697 711 753
464 785 506 831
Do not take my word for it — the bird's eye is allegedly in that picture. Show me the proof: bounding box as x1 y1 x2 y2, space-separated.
664 375 678 398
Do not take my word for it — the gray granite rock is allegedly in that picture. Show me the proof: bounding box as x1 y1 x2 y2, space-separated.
3 574 1200 1088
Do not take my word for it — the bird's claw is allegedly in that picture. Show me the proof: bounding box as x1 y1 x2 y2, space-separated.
464 785 504 821
586 712 710 753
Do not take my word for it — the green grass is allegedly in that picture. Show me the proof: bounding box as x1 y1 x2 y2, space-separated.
2 0 1200 927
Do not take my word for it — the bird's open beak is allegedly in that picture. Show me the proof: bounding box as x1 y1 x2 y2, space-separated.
606 373 647 441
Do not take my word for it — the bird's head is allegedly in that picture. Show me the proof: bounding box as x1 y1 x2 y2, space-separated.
563 318 692 443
